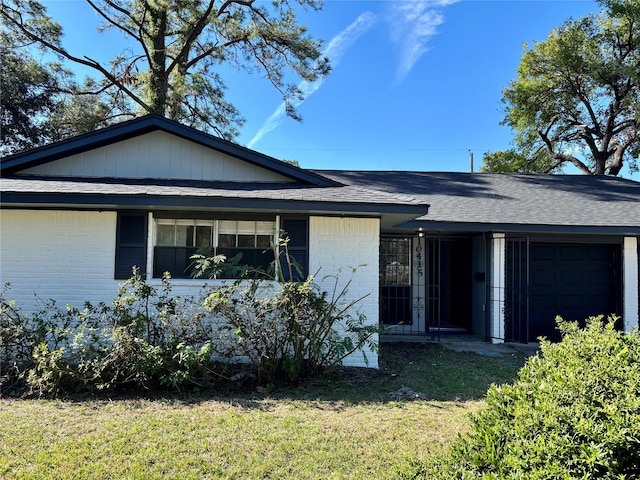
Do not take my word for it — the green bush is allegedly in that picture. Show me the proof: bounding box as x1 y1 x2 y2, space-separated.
1 272 219 396
409 315 640 480
2 265 377 396
1 285 70 396
204 270 378 383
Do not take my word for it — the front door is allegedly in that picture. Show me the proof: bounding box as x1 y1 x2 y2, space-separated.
380 236 474 336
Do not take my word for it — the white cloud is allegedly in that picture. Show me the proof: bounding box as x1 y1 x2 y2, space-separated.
388 0 460 82
248 11 378 149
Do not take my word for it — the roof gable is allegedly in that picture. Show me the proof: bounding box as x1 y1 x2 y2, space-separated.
1 115 338 187
16 130 296 183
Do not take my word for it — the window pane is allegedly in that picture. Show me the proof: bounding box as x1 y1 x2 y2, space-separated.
218 233 236 248
176 225 191 246
380 238 411 286
218 220 237 234
256 221 274 235
256 235 271 248
238 234 255 248
157 224 175 246
237 221 255 235
195 226 212 247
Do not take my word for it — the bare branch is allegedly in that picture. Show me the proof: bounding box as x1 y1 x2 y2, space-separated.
184 35 249 70
85 0 142 41
218 0 255 16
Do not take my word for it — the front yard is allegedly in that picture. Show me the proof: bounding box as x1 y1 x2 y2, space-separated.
0 342 527 479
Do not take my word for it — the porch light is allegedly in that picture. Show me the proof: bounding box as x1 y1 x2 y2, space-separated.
416 231 425 238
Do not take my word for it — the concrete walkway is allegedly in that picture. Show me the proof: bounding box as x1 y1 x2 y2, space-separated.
438 333 540 358
381 333 541 358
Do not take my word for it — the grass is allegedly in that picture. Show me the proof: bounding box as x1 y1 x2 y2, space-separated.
0 342 529 479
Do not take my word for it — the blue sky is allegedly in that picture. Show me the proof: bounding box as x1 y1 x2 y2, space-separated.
45 0 600 172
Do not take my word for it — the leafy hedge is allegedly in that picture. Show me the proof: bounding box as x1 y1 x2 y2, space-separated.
408 316 640 479
0 269 376 397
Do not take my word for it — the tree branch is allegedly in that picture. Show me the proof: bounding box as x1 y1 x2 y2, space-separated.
218 0 255 16
0 4 151 112
538 128 593 174
605 133 638 174
166 0 217 76
85 0 142 41
184 35 249 70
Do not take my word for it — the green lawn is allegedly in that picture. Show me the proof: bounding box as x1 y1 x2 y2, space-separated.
0 342 528 479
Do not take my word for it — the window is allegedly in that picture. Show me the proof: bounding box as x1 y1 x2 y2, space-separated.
153 219 276 279
114 211 309 281
379 237 412 326
380 238 411 286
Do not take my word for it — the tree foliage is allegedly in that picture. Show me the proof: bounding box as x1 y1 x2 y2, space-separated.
0 34 65 155
480 149 561 174
0 28 128 155
0 0 330 141
496 0 640 175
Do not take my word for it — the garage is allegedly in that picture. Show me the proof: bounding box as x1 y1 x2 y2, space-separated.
528 243 622 342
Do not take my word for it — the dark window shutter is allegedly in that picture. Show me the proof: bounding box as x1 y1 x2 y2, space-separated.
280 217 309 281
115 212 148 279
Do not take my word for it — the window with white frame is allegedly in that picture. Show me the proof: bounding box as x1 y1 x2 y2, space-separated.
153 219 276 278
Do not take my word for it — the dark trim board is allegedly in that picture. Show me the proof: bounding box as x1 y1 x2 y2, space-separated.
0 192 428 217
397 221 640 236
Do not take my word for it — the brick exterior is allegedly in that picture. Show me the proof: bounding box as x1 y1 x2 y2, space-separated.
0 209 120 311
0 210 382 369
309 216 380 368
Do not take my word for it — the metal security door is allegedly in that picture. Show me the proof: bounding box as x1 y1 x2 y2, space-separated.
380 237 412 328
505 237 530 342
426 237 441 340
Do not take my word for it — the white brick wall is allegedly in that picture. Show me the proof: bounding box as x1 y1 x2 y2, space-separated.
0 209 121 313
309 216 380 368
0 210 382 369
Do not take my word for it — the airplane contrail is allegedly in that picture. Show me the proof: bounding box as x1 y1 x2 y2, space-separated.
247 11 378 149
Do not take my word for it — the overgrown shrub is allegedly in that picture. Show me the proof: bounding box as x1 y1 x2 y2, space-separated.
408 315 640 480
205 270 378 383
2 272 219 396
2 264 377 396
1 287 48 395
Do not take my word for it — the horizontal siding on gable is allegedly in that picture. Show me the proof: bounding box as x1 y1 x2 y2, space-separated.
20 131 295 183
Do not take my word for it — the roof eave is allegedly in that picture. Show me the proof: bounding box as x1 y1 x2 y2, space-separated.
0 192 428 219
396 220 640 235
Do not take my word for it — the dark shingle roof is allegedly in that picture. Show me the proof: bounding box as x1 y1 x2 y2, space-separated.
0 175 427 217
316 171 640 233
